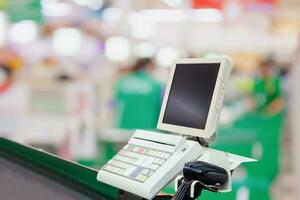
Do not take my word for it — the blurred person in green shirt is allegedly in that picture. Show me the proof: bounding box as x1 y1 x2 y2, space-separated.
114 58 161 130
251 59 284 115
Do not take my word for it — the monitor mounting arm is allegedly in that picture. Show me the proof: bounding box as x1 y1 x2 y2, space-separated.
184 132 217 148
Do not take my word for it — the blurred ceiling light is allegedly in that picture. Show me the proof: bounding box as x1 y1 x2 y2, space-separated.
190 9 223 23
143 9 186 23
87 0 103 10
204 53 223 58
129 9 223 24
223 0 242 22
156 47 179 68
133 42 156 58
105 37 130 63
9 20 38 44
129 10 186 24
0 12 5 46
41 1 72 17
74 0 88 6
41 0 59 3
129 18 155 40
53 28 82 56
74 0 103 10
162 0 183 8
102 8 123 25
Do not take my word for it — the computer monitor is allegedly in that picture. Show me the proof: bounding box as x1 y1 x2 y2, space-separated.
157 58 232 139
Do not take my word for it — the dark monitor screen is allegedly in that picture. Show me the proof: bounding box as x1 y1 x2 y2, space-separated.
162 63 220 129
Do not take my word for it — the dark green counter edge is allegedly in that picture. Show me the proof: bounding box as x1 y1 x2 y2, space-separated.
0 137 119 199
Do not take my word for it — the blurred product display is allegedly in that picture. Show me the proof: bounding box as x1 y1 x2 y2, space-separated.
0 0 300 199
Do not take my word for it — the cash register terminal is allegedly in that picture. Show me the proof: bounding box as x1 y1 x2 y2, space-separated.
97 58 233 199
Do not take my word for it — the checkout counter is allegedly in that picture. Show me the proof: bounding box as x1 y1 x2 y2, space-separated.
0 137 118 200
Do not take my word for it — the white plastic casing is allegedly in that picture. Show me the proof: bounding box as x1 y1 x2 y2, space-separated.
157 57 233 140
97 130 203 199
196 148 256 192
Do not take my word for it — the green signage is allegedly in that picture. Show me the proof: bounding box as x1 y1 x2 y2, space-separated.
6 0 43 23
0 0 6 10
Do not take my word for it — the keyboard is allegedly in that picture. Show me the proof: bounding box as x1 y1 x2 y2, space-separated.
97 130 203 199
102 144 172 183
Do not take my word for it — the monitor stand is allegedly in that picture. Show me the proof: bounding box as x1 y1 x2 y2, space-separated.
185 133 216 148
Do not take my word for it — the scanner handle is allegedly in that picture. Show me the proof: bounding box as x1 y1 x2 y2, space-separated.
171 179 193 200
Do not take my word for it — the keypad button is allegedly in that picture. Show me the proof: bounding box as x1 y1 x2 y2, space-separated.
102 145 174 182
154 158 165 165
161 153 170 159
141 157 155 167
123 166 136 176
137 175 148 182
135 155 147 166
123 145 130 150
130 167 144 179
149 164 160 170
142 169 153 176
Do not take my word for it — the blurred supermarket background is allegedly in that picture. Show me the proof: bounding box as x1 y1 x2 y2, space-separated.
0 0 300 199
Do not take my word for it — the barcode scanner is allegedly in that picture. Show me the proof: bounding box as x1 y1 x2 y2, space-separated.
171 161 228 200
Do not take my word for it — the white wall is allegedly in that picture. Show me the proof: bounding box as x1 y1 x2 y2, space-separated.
152 22 298 55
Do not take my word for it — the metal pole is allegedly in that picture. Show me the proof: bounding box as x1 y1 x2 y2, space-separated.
291 55 300 200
